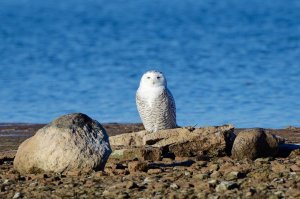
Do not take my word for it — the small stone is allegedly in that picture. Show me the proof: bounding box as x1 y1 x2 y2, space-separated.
193 173 209 180
196 161 207 167
147 168 162 174
94 172 105 178
13 192 21 199
274 191 284 196
208 179 218 188
29 182 38 187
226 171 242 180
268 195 280 199
255 157 272 163
257 184 268 190
184 171 192 176
210 171 221 179
128 161 148 173
3 179 10 185
114 169 129 175
168 192 178 199
286 188 300 197
17 175 26 181
289 149 300 157
290 165 300 172
102 190 110 196
117 192 129 199
208 164 219 172
271 162 287 173
245 188 256 197
162 158 173 162
175 157 191 162
126 181 138 189
170 183 179 189
245 192 252 197
197 192 208 199
215 181 238 192
143 177 156 184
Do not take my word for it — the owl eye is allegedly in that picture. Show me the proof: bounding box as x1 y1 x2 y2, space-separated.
157 76 161 79
147 76 150 79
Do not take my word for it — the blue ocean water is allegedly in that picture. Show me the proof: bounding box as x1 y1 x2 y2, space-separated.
0 0 299 128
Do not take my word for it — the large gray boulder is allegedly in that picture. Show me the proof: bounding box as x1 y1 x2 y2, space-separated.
14 113 112 174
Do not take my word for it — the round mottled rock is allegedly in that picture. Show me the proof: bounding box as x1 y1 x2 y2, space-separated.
14 113 112 174
231 129 280 160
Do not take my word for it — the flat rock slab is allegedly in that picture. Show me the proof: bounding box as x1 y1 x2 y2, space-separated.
110 125 235 159
109 130 148 147
109 147 162 162
143 125 235 148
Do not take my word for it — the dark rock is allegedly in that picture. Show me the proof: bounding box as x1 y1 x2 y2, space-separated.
231 129 280 160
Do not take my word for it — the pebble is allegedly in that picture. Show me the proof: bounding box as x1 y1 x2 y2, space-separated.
162 158 173 163
117 192 130 199
148 169 162 174
245 188 256 197
128 161 148 173
274 191 284 196
13 192 21 199
226 171 241 180
3 179 9 185
215 181 238 192
143 177 156 184
255 157 272 163
184 171 192 176
193 173 209 180
208 164 219 172
290 165 300 172
93 172 104 178
208 179 218 188
196 161 207 167
102 190 110 196
170 183 179 189
29 182 38 187
210 171 221 179
126 181 138 189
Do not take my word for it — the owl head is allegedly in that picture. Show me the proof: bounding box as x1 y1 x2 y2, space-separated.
139 70 167 88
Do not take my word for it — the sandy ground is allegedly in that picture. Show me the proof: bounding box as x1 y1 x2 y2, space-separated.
0 124 300 198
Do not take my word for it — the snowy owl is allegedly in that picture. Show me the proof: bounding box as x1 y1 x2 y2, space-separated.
136 70 177 132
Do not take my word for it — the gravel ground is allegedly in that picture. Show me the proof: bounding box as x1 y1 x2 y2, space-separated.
0 124 300 198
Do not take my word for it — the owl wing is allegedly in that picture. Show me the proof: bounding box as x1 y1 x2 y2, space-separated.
136 92 151 128
166 88 176 125
155 88 177 128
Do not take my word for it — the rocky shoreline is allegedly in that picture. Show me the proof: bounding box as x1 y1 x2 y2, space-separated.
1 123 300 198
